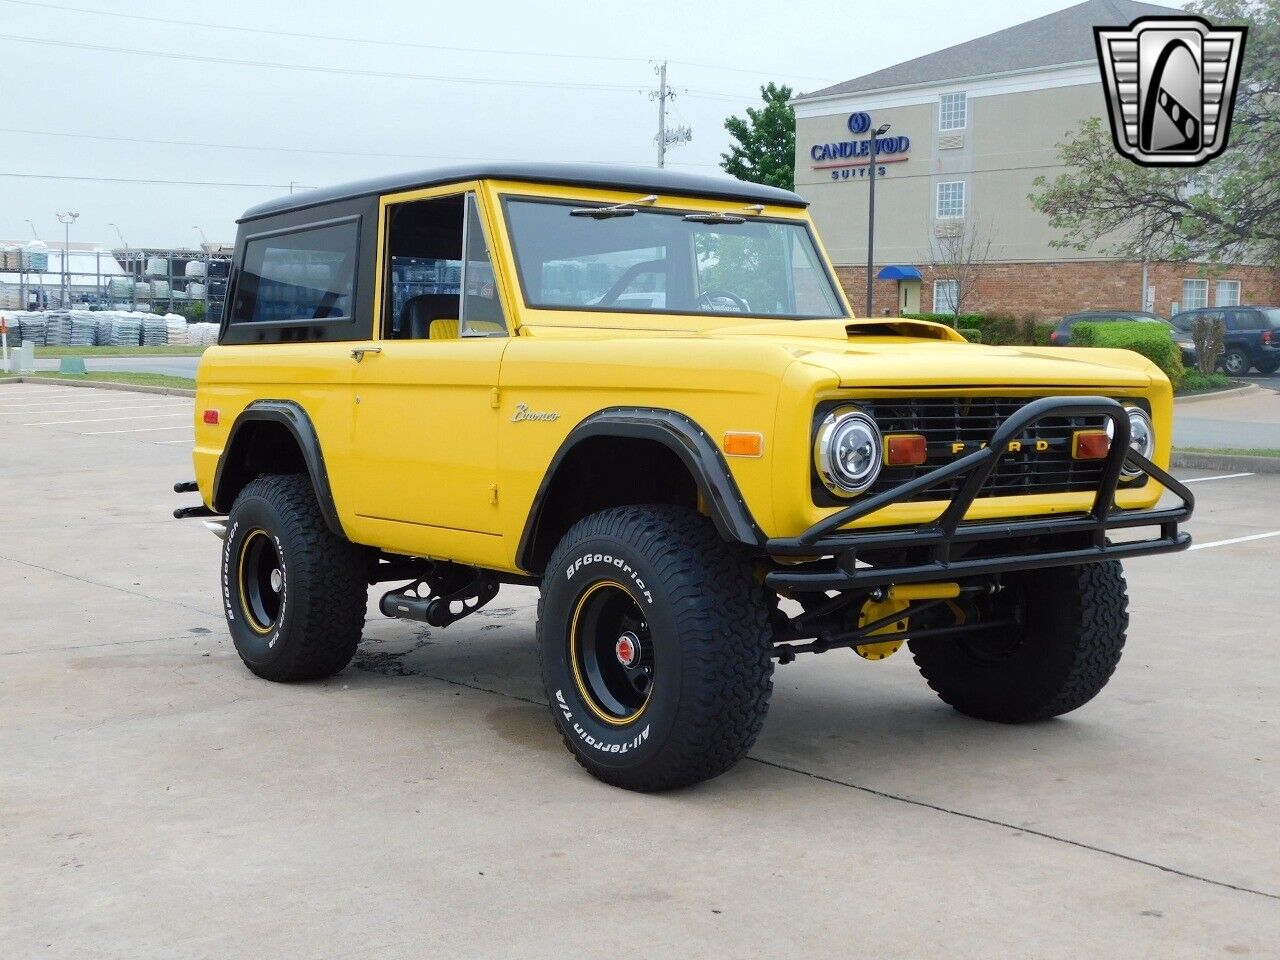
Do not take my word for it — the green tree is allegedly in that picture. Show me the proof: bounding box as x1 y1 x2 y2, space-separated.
1029 0 1279 265
720 83 796 190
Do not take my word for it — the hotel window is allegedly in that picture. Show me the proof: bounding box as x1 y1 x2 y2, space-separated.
939 92 967 130
936 181 966 219
1182 279 1209 310
1215 279 1241 306
933 279 959 314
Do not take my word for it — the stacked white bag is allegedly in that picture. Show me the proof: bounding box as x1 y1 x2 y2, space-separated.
69 309 98 346
44 310 72 346
165 314 188 345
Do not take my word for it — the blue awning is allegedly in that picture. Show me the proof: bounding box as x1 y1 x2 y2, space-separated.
876 265 922 281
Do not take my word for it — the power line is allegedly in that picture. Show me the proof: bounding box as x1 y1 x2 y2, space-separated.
0 34 652 94
0 171 311 188
0 126 723 168
0 0 837 83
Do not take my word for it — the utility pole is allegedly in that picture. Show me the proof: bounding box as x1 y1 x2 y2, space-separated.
654 61 669 168
55 212 79 308
865 123 890 318
649 61 691 168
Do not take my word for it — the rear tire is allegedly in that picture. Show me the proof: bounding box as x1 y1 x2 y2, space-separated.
223 474 369 681
538 505 774 791
909 562 1128 723
1256 359 1279 375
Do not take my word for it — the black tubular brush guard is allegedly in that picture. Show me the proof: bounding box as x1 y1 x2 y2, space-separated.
765 396 1194 592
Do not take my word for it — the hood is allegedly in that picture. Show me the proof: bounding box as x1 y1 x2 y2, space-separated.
714 318 1155 389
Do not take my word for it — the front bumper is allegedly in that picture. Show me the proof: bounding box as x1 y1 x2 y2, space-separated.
765 396 1194 591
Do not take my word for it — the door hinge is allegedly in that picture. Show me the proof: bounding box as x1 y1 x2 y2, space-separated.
489 483 499 505
490 387 500 409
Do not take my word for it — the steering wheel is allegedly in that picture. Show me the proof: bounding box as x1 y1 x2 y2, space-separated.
695 288 750 312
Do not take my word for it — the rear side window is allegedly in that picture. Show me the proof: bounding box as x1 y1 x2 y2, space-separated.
231 219 359 325
1231 309 1263 330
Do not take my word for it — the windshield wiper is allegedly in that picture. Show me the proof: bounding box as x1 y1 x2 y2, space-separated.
570 194 658 219
683 212 746 224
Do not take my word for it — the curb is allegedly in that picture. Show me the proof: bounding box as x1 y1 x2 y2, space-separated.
1173 382 1257 404
1 376 195 398
1172 451 1280 474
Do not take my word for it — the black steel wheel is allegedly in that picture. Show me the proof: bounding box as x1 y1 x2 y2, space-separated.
568 581 654 725
223 474 369 682
538 505 774 792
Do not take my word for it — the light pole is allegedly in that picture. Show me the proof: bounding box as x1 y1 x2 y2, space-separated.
24 219 39 240
865 122 891 318
55 212 79 307
193 226 209 251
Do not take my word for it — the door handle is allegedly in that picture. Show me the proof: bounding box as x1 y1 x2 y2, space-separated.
350 347 382 362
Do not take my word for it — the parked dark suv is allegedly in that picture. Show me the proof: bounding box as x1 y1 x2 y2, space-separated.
1171 306 1280 375
1051 310 1196 366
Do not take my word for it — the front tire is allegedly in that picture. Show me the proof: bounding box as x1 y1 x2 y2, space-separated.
223 474 369 681
538 505 774 791
909 562 1128 723
1221 347 1252 376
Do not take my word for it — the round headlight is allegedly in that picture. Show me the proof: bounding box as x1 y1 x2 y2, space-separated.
815 406 883 497
1106 406 1155 478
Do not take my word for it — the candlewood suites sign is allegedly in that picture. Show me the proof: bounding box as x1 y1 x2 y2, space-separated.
810 112 911 181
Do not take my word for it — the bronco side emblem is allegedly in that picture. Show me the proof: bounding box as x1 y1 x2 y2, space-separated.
1094 16 1246 168
510 403 560 423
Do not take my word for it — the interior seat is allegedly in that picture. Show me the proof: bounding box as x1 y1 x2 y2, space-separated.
399 293 460 339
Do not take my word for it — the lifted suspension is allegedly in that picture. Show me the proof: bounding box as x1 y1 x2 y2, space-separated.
772 580 1010 663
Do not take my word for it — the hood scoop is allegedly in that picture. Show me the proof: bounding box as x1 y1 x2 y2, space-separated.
843 318 966 342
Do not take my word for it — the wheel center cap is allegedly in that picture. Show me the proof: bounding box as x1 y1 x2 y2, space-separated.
270 569 283 593
615 631 641 669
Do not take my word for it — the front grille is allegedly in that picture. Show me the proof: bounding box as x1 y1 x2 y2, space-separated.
816 396 1146 504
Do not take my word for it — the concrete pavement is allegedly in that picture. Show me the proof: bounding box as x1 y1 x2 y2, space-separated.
1175 382 1280 449
2 383 1278 959
33 355 202 379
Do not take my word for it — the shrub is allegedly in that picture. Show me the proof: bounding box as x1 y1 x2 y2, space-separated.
902 311 1057 347
1191 315 1225 374
958 327 982 343
1071 322 1184 388
1179 369 1230 392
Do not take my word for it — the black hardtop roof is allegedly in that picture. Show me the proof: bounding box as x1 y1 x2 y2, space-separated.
239 162 807 222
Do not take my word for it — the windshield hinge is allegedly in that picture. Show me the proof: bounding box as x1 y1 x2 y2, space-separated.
490 387 500 409
489 484 499 505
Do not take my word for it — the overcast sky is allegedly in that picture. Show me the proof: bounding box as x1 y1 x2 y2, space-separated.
1 0 1101 248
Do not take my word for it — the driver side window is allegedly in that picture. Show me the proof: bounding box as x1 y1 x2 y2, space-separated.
383 193 506 340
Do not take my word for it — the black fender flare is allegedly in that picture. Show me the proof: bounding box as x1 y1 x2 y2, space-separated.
516 407 765 572
212 400 345 538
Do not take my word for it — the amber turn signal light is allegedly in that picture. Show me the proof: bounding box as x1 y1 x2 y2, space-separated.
1072 430 1110 460
885 433 928 466
723 432 763 457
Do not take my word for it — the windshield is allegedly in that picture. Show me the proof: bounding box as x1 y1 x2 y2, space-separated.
502 198 846 320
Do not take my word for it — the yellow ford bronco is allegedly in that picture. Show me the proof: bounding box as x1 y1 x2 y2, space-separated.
176 162 1193 792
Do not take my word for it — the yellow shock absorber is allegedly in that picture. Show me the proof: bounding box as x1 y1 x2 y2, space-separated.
887 582 961 602
856 583 961 662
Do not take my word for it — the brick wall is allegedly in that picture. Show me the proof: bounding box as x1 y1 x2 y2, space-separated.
835 261 1280 318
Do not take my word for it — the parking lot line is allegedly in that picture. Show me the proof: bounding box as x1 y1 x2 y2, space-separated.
1182 472 1255 483
1187 530 1280 552
23 413 191 426
154 439 194 445
1 403 192 417
82 425 195 435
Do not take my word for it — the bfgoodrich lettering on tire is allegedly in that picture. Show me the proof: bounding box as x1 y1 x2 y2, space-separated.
223 473 370 682
538 505 774 791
